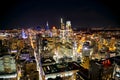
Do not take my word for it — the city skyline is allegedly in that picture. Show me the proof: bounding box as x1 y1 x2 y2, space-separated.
0 0 120 29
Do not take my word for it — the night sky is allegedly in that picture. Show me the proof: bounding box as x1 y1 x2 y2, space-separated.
0 0 120 29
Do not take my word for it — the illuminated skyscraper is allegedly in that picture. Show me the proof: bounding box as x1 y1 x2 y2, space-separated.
22 29 28 39
59 18 73 43
73 40 77 61
45 21 52 37
60 18 66 43
60 18 65 30
66 21 71 30
81 42 91 69
52 26 57 37
45 21 49 30
0 55 17 79
65 21 73 42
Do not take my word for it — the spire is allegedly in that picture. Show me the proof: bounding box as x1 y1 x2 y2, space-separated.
61 18 63 23
45 21 49 30
47 21 49 27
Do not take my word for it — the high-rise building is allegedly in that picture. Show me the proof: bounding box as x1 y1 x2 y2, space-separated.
90 59 115 80
45 21 49 31
45 21 52 37
115 41 120 55
65 21 73 42
0 40 2 47
66 21 71 30
59 18 66 43
73 40 77 61
51 26 57 37
81 42 91 69
60 18 65 30
89 60 102 80
0 55 17 79
59 18 73 43
21 29 28 39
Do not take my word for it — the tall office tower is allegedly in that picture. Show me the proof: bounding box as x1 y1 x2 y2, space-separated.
73 40 77 61
90 60 114 80
81 42 91 69
0 40 2 47
115 41 120 55
21 29 28 39
66 21 73 41
66 21 71 30
45 21 49 31
89 60 102 80
60 18 65 30
52 26 57 37
45 21 52 37
0 55 17 79
60 18 66 43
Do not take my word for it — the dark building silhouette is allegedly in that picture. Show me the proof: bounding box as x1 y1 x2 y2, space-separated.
0 40 2 47
90 60 115 80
